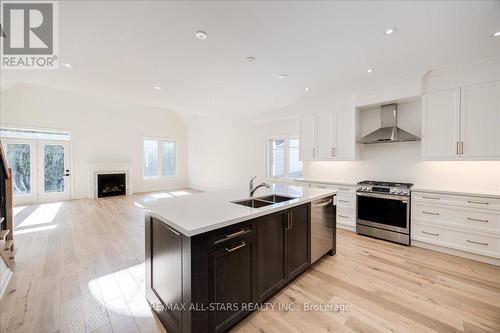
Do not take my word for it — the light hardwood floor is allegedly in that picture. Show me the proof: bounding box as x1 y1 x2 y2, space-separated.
1 192 500 333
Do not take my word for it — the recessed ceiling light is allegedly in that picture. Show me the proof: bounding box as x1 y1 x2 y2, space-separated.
246 56 256 63
305 87 310 91
195 31 207 40
278 74 287 79
62 63 72 68
153 86 161 90
249 109 254 113
366 68 374 73
384 27 398 35
492 31 500 37
211 100 216 104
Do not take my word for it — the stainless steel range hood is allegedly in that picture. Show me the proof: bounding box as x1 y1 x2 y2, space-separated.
357 104 420 144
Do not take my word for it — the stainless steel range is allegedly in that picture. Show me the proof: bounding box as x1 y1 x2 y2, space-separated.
356 181 413 245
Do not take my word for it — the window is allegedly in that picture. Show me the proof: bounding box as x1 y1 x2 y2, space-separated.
143 139 176 178
268 138 303 178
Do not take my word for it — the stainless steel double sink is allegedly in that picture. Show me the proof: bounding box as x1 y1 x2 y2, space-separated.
232 194 296 208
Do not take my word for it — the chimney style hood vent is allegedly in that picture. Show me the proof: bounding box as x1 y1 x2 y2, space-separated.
357 104 420 144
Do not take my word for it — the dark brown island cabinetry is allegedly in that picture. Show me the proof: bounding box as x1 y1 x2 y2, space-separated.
145 200 334 333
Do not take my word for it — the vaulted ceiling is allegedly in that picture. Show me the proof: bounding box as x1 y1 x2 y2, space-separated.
2 1 499 116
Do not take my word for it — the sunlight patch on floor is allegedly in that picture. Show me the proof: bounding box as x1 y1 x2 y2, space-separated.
17 202 63 228
150 192 173 199
13 206 27 216
88 263 153 319
170 190 190 197
14 224 57 235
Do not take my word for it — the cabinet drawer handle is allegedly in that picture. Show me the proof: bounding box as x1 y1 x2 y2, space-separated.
467 239 488 246
317 185 327 189
422 196 440 200
467 217 489 223
338 215 350 219
225 242 246 253
422 211 440 216
422 231 439 236
339 200 350 203
339 188 349 191
224 229 248 239
467 200 489 205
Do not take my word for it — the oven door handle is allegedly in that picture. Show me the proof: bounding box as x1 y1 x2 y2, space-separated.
357 192 408 202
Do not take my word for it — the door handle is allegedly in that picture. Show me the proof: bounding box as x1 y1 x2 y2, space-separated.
456 142 459 155
331 148 334 157
460 142 464 154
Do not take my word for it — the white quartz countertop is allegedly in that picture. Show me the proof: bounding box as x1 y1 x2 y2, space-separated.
412 186 500 199
142 184 337 236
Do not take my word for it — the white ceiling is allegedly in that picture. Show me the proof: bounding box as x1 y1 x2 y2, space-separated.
1 0 500 116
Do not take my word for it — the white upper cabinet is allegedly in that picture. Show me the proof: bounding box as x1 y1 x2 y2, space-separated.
460 81 500 158
335 110 356 160
316 112 335 159
421 88 461 159
299 109 357 161
422 81 500 160
299 116 316 161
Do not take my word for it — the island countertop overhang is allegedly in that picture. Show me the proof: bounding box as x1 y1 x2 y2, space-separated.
142 183 337 236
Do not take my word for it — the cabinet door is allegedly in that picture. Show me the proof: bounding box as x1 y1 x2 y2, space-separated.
421 88 461 159
334 110 355 160
316 112 335 159
256 212 287 302
149 219 183 332
299 116 316 160
286 204 310 279
209 238 255 333
460 81 500 158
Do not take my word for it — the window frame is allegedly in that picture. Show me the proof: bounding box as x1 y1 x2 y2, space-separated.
267 136 303 179
143 137 177 179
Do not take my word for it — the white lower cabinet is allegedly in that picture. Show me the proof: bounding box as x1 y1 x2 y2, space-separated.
412 190 500 262
295 181 356 231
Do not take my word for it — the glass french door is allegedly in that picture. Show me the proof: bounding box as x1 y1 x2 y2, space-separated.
38 141 71 202
4 139 70 204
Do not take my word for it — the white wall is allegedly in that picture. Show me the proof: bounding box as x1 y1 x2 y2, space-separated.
188 115 299 191
0 84 188 199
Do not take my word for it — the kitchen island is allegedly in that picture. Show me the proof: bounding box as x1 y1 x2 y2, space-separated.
142 184 337 333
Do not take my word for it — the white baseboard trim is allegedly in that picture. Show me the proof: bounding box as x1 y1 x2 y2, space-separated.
337 224 355 232
0 268 13 300
412 240 500 266
186 185 206 192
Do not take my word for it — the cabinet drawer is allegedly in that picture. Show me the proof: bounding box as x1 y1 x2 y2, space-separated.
413 202 500 231
337 208 355 226
412 222 500 258
209 221 254 250
337 194 355 209
336 186 356 194
412 192 500 210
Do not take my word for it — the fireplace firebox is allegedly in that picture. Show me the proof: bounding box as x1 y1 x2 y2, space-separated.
97 173 126 198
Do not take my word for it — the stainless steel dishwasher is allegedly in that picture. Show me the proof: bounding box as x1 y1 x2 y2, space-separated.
310 195 336 263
